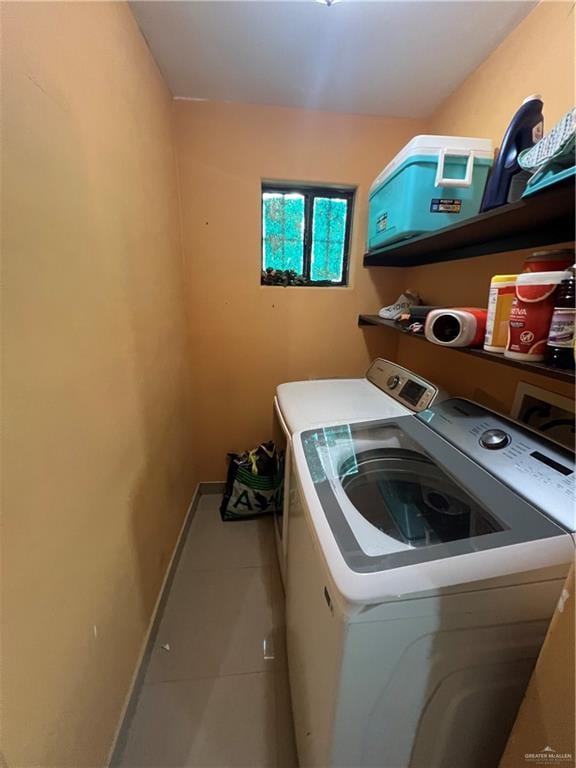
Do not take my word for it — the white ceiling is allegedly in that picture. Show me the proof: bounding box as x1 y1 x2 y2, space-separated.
130 0 537 118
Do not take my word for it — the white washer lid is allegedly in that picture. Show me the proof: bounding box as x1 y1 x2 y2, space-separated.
370 134 493 194
276 379 409 434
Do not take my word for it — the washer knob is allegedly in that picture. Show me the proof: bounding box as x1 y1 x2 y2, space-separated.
387 375 400 390
479 429 511 450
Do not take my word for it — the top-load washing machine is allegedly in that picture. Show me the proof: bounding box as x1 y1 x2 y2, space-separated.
286 396 575 768
272 359 444 584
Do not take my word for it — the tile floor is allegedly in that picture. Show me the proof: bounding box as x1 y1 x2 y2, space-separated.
119 494 298 768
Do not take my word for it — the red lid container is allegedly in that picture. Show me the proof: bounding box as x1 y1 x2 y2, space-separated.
523 250 573 273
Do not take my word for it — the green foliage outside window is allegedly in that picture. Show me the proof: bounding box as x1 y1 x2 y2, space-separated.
261 185 353 286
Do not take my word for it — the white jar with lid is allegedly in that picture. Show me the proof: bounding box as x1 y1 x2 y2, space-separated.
505 271 569 361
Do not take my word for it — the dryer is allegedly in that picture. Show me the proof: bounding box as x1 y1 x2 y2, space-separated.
272 359 443 584
287 398 575 768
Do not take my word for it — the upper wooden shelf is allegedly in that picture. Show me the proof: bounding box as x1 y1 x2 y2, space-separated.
363 178 575 268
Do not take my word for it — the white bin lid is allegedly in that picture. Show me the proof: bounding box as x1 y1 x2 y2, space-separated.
370 135 494 194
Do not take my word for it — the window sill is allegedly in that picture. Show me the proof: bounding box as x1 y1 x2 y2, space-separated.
260 280 349 288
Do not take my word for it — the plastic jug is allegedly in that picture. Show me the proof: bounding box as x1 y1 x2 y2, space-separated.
480 95 544 211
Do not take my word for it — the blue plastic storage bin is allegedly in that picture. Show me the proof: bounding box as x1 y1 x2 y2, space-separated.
368 136 493 250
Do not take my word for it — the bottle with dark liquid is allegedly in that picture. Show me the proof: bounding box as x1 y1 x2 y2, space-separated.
547 266 576 370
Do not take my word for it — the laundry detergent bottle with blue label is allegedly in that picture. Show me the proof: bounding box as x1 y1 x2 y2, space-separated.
480 95 544 211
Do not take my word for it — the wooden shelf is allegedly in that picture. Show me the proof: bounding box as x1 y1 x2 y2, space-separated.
358 315 576 384
363 178 575 267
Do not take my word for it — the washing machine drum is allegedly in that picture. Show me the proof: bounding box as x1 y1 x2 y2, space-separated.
339 449 497 547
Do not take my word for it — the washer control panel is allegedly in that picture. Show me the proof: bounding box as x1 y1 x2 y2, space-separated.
366 358 441 412
418 398 575 531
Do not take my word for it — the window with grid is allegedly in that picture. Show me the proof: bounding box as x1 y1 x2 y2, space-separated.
261 184 354 286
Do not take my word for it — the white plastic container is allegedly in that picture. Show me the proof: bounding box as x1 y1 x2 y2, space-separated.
505 271 569 361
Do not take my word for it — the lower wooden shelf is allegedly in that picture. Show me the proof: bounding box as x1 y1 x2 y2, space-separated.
358 314 576 385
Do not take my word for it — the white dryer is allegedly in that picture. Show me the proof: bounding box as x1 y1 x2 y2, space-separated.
272 359 443 584
287 398 575 768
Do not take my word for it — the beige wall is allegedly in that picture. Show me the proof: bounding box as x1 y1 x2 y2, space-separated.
394 0 575 414
1 3 196 765
175 100 417 479
499 565 575 767
429 0 575 144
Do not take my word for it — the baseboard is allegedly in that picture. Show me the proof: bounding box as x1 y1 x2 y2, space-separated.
199 480 225 495
107 483 204 767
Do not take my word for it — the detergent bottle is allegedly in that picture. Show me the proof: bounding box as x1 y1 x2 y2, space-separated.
480 95 544 211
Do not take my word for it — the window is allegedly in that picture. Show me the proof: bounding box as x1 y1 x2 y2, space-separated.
261 183 354 286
